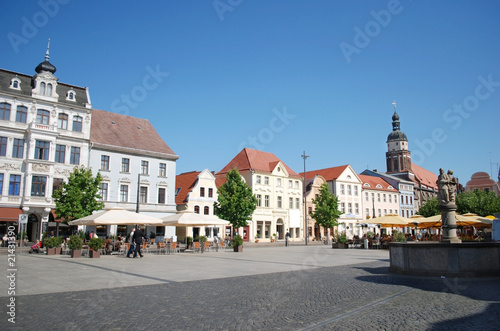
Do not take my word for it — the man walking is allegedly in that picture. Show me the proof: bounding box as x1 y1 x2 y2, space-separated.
133 226 146 258
126 228 135 258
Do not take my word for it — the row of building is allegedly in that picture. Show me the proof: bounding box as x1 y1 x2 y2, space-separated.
1 47 498 242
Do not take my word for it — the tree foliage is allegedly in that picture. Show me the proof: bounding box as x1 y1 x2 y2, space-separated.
456 190 500 216
417 197 440 217
213 168 257 229
53 166 105 223
310 182 342 236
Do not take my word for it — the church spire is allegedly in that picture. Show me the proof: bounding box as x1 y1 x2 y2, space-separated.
45 38 51 62
35 38 56 74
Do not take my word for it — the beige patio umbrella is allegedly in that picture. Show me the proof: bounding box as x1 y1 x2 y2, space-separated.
417 214 492 228
68 207 165 226
161 211 230 227
362 214 413 228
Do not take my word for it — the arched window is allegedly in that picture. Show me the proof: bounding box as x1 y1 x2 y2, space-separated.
40 82 46 95
36 109 50 125
10 78 20 90
57 113 68 130
16 106 27 123
0 102 11 121
204 206 209 215
194 205 200 214
72 115 82 132
46 83 53 96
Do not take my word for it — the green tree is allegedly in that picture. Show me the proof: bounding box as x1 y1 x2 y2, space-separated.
53 166 105 225
417 197 440 217
457 190 500 216
213 168 257 231
310 182 342 244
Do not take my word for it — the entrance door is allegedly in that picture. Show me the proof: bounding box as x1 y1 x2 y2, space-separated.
242 226 249 242
27 214 39 242
276 225 283 240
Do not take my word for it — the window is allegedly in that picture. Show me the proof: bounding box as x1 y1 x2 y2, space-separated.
0 103 11 121
277 178 281 187
256 194 262 207
57 113 68 129
355 203 359 214
158 188 166 204
354 186 358 196
159 163 166 177
341 202 345 213
31 176 47 197
194 205 200 214
120 185 129 202
378 209 382 217
139 187 148 203
0 137 7 156
72 115 82 132
366 208 370 216
256 175 261 184
141 160 149 175
296 198 300 209
389 194 392 203
340 184 345 195
100 155 110 170
384 209 387 215
70 147 80 165
208 188 213 198
264 195 269 207
35 140 50 160
100 182 108 201
365 192 369 201
347 185 351 195
383 194 386 202
67 90 75 101
16 106 27 123
289 197 293 209
377 193 380 202
277 196 282 208
288 180 293 188
295 181 299 189
53 178 64 194
204 206 209 215
12 139 24 158
410 196 413 204
348 203 352 214
36 109 50 124
121 158 130 173
40 82 46 95
55 145 65 163
10 78 20 89
200 187 205 197
0 174 3 194
47 83 53 96
264 176 269 185
9 175 21 195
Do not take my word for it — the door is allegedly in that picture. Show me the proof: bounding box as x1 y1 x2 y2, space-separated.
242 226 249 242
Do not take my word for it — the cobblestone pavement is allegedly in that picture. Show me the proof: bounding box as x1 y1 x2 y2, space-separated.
2 246 500 330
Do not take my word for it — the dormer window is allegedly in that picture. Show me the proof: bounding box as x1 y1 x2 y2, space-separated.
10 78 21 90
47 83 53 96
66 90 76 101
40 82 46 95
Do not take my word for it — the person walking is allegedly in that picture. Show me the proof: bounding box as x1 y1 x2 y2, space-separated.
126 228 136 258
285 229 290 247
133 226 147 258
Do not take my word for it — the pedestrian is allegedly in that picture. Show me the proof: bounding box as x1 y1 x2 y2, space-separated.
89 231 94 239
126 228 136 258
285 229 290 247
133 226 147 258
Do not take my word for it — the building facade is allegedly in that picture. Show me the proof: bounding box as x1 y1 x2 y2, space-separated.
358 174 400 220
465 171 500 195
216 148 303 242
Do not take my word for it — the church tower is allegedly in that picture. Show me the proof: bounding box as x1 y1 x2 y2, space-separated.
386 101 412 174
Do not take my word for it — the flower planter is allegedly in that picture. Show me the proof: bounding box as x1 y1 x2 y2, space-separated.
234 245 243 253
46 248 56 255
89 250 100 258
332 243 347 249
71 250 82 258
55 247 62 255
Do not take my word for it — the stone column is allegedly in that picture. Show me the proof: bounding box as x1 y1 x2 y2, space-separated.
440 203 461 243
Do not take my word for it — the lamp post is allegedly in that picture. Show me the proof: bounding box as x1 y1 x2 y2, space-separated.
301 151 309 245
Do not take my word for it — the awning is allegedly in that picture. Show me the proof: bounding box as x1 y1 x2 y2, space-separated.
0 207 23 222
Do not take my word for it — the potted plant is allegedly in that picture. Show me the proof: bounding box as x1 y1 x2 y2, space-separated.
44 237 58 255
68 235 83 258
255 233 260 243
333 232 348 249
272 233 276 242
199 236 207 253
233 234 243 252
88 237 103 258
186 236 193 250
55 237 64 254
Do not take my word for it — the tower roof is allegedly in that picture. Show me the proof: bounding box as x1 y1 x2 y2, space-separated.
35 39 56 74
387 101 407 142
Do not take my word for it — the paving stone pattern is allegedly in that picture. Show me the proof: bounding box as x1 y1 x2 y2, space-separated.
9 260 500 331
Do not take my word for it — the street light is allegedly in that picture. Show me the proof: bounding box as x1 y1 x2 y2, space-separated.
301 151 309 245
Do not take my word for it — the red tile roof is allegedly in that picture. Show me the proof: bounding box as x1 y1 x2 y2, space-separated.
358 174 398 192
411 164 438 189
90 109 178 159
217 148 301 178
174 171 201 205
300 165 349 181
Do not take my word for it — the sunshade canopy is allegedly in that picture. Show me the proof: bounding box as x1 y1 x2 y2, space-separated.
68 207 164 226
362 214 413 227
161 211 230 227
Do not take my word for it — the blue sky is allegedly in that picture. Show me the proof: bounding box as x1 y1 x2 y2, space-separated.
1 1 499 184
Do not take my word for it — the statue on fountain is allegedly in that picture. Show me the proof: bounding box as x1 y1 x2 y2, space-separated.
436 168 461 243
